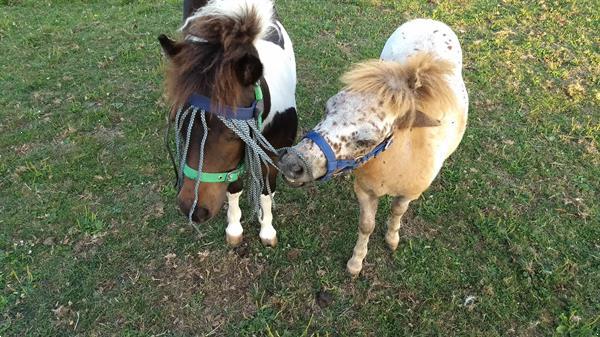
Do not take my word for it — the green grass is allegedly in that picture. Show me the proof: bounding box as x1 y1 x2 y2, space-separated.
1 0 599 335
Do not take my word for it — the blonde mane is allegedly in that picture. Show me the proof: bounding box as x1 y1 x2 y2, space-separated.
341 52 458 125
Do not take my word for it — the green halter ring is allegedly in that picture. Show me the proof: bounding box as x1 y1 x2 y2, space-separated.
183 84 263 183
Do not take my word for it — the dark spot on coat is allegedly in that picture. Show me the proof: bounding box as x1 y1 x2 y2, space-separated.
356 139 376 148
448 45 452 50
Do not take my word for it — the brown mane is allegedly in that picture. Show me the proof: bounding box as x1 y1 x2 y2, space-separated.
341 52 457 127
164 5 269 114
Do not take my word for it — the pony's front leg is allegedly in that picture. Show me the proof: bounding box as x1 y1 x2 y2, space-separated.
385 196 411 251
259 193 277 246
225 191 244 246
347 183 379 276
258 167 278 247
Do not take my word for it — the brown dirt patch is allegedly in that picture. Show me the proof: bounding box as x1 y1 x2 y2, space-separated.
401 212 439 240
90 125 124 143
73 232 107 259
149 244 266 334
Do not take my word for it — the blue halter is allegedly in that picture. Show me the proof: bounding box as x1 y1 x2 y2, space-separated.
187 93 258 122
303 130 393 181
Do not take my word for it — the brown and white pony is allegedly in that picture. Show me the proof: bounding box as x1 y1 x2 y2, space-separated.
159 0 297 246
278 19 468 275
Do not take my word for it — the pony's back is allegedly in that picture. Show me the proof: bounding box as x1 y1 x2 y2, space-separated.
381 19 468 121
381 19 462 69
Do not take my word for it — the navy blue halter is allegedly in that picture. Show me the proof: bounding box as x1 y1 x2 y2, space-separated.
304 130 393 181
187 93 258 121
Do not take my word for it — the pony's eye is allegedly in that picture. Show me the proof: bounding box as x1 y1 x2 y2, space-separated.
224 130 239 141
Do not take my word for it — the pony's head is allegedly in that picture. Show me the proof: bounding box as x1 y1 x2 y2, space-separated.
278 52 456 184
160 0 273 222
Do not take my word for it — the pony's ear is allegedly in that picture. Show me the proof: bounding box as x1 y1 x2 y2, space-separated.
158 34 182 58
412 110 441 127
397 110 441 129
234 53 263 86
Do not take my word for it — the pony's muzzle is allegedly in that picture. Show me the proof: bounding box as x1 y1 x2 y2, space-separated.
177 198 211 223
277 149 309 186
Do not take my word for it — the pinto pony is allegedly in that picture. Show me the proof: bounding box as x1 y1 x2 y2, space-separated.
278 19 468 275
159 0 297 246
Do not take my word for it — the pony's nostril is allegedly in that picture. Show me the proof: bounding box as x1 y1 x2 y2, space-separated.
181 203 210 223
191 210 200 223
291 163 304 176
195 207 210 222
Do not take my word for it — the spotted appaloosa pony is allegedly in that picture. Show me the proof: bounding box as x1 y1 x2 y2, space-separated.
159 0 297 246
278 19 468 275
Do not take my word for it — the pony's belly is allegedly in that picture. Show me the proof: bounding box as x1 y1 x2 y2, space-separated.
354 121 465 198
354 135 437 198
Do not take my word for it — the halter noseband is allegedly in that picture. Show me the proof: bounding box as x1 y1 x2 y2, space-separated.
303 130 393 181
181 84 264 183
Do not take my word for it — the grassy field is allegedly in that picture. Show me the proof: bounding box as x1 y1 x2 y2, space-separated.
1 0 599 335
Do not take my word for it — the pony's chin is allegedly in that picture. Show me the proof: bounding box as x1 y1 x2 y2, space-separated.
282 177 306 188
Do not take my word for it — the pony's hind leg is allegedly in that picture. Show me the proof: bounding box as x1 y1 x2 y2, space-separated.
259 165 278 247
225 190 244 247
385 197 411 251
347 183 379 276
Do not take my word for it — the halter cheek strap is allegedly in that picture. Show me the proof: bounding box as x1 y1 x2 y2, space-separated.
303 130 393 182
304 131 352 181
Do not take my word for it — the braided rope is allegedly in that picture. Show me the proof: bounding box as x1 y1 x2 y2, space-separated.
172 106 313 229
173 107 280 225
218 116 278 219
187 111 209 233
179 107 198 189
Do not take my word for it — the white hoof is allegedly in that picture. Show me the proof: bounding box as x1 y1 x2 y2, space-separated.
385 232 399 251
259 227 277 247
225 222 243 248
260 235 278 247
346 258 363 276
226 233 243 247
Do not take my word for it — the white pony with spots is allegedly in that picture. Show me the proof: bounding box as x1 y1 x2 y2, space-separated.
278 19 468 275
